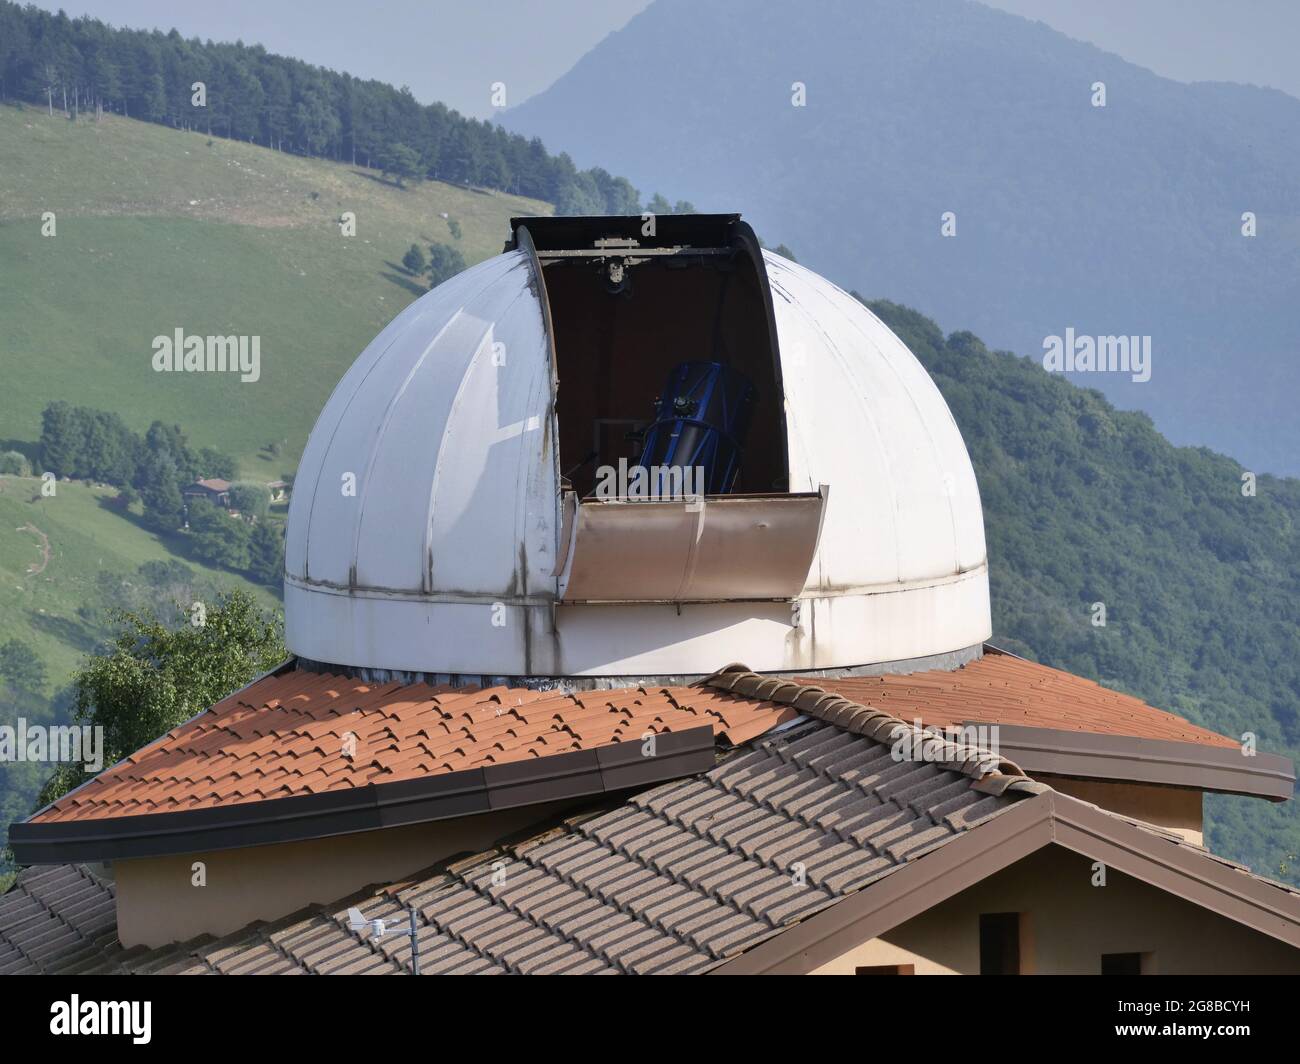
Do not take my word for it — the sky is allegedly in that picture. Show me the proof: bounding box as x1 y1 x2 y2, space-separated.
52 0 1300 117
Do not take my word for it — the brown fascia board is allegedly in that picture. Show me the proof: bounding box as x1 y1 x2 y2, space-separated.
1047 792 1300 949
712 790 1300 974
972 722 1295 801
8 725 716 866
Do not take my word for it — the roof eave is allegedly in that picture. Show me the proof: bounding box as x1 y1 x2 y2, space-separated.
8 725 716 865
971 722 1295 801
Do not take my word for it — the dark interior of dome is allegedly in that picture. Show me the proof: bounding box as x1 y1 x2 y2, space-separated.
513 215 789 500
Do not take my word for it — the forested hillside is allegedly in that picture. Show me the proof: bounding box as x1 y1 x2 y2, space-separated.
865 298 1300 879
0 0 641 214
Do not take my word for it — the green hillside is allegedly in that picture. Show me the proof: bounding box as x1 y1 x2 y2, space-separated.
0 103 548 875
0 103 549 475
0 474 279 877
0 477 275 683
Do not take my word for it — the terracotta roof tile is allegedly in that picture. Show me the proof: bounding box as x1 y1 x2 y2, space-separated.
30 669 787 826
795 647 1236 748
25 648 1234 834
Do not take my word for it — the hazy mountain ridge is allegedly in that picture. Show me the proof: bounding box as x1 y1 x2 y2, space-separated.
504 0 1300 474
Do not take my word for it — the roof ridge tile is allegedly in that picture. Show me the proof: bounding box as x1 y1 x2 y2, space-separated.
700 666 1039 792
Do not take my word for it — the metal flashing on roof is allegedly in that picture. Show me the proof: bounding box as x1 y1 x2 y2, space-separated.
980 723 1295 801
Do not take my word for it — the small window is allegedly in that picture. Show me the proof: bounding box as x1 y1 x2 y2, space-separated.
855 964 915 975
979 912 1021 975
1101 952 1144 975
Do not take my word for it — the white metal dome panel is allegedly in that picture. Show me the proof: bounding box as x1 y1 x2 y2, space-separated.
422 300 555 595
285 252 549 595
764 252 987 589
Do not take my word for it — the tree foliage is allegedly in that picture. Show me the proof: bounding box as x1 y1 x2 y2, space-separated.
0 639 46 694
402 243 426 275
228 482 269 520
0 449 31 475
38 401 243 537
247 520 284 586
426 241 467 288
378 142 420 187
36 591 285 807
39 402 236 491
188 499 252 570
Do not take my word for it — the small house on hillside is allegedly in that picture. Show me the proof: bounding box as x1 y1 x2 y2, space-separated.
183 478 232 508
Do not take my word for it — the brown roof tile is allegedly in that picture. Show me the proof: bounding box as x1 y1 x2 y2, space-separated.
22 647 1236 840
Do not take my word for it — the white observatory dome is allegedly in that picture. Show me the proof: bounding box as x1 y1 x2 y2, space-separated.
285 215 990 682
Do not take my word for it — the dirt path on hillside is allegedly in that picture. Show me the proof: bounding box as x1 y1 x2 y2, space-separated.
20 522 51 575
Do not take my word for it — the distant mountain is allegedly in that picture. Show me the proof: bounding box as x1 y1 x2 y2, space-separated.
503 0 1300 475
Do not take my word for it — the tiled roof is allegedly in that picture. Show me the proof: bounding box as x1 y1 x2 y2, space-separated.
29 647 1234 831
0 863 117 975
798 646 1237 748
18 777 1300 975
10 674 1047 974
21 727 1039 973
8 668 1294 975
31 669 795 825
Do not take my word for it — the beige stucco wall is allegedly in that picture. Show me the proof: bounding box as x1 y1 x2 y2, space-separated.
812 846 1300 975
1035 775 1204 845
113 801 576 948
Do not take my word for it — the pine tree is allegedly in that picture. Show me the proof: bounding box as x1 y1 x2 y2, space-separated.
248 521 284 585
402 243 427 275
39 401 85 477
426 242 467 289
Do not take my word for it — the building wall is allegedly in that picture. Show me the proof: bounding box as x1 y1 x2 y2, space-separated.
812 846 1300 975
113 801 576 948
1034 775 1204 845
